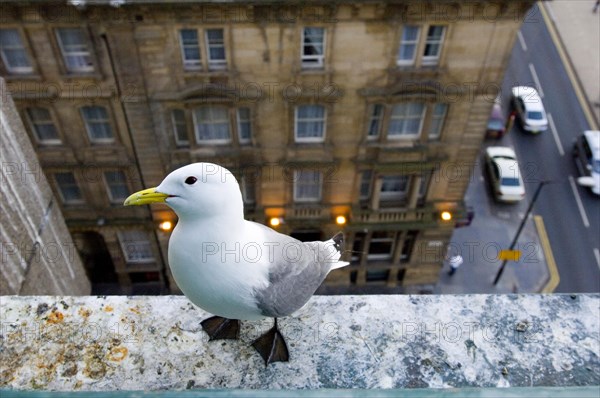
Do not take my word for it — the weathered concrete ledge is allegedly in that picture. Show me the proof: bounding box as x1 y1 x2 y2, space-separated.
1 295 598 391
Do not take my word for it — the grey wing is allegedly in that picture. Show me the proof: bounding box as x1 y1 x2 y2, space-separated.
254 238 330 318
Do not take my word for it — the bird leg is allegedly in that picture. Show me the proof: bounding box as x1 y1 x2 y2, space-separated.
201 316 240 341
252 318 289 366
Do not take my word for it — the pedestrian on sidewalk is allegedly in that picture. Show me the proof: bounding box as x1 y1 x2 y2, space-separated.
447 255 463 276
594 0 600 13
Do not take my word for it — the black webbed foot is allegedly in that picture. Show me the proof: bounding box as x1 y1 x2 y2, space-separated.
252 318 289 366
201 316 240 340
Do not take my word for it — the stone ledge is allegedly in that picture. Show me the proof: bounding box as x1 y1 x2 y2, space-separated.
0 294 598 391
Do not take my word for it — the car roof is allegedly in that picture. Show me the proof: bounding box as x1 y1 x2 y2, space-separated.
493 158 521 180
583 130 600 160
486 146 516 159
512 86 544 111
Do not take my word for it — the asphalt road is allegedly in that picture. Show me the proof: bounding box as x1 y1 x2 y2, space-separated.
494 5 600 293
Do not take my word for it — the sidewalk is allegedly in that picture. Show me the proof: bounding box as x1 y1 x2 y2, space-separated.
543 0 600 129
434 160 552 294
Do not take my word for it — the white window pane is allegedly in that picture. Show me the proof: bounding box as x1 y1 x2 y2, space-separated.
56 28 93 72
367 104 384 138
82 106 114 142
295 105 325 141
388 103 424 138
118 230 155 263
294 170 322 201
193 106 231 143
179 29 201 69
55 172 83 204
302 27 325 67
104 171 129 202
429 103 447 140
422 25 445 65
206 29 226 69
27 107 60 143
171 109 189 145
0 29 33 72
380 175 409 201
397 25 420 65
237 108 251 143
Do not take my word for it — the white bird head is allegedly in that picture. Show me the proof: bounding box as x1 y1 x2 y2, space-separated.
124 163 244 220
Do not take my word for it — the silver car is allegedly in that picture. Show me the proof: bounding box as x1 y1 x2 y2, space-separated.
511 86 548 133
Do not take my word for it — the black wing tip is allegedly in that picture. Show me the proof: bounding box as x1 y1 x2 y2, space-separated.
332 232 344 252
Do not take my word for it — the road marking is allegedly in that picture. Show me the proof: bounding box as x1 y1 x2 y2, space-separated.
594 248 600 271
535 216 559 293
518 31 528 51
539 2 598 130
528 63 544 98
547 113 564 156
568 175 590 228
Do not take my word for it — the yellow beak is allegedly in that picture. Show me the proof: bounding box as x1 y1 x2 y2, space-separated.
123 187 169 206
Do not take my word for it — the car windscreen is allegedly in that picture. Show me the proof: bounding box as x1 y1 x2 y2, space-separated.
501 177 521 187
527 111 544 120
487 120 504 131
593 160 600 174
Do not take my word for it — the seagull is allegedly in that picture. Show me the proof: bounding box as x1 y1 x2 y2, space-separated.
124 162 348 365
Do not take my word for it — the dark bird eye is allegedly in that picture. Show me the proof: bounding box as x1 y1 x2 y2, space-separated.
185 176 197 185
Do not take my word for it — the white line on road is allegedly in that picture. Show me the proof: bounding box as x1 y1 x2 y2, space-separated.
568 175 590 228
528 63 544 98
547 113 564 156
518 31 527 51
594 248 600 271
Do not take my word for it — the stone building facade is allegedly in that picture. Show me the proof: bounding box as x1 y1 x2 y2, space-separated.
0 1 533 294
1 77 90 295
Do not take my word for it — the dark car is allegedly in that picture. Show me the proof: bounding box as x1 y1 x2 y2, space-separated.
486 103 505 139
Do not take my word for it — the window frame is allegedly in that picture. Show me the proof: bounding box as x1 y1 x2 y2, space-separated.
367 231 396 261
422 25 446 66
103 170 130 204
428 103 448 141
171 108 190 147
26 107 61 145
192 105 232 144
294 105 327 143
54 172 84 205
293 169 323 202
179 29 202 71
80 105 115 144
301 27 326 69
55 27 94 73
387 102 426 140
205 28 227 71
397 25 420 67
117 230 156 265
0 28 33 74
236 107 252 145
366 104 384 140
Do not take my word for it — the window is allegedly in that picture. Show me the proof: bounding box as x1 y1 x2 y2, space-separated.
388 103 425 139
301 27 325 68
56 28 93 73
205 29 226 70
179 29 201 70
293 170 322 202
428 103 447 140
422 25 445 66
54 172 83 204
397 25 420 66
193 106 231 143
103 171 129 203
417 173 430 205
351 232 366 262
171 109 189 146
81 106 114 143
118 230 155 264
366 269 390 282
0 29 33 73
359 170 373 200
237 108 252 144
366 104 384 140
380 175 409 201
295 105 326 142
368 231 395 260
400 231 418 262
27 107 60 144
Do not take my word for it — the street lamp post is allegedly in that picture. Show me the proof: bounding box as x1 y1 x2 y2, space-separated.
493 180 549 286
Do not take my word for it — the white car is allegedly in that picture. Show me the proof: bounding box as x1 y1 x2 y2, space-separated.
511 86 548 133
484 146 526 203
573 130 600 195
